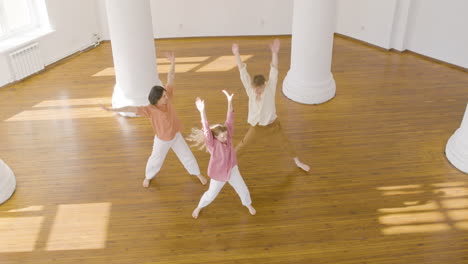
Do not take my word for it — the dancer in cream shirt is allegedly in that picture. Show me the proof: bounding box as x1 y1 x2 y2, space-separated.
232 39 310 171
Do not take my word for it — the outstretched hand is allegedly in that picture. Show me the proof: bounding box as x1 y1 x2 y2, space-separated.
195 97 205 112
99 104 111 111
232 43 239 55
269 38 280 53
222 90 234 101
165 51 175 63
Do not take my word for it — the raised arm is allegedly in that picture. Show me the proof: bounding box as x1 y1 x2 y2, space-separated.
222 90 234 134
232 43 244 70
196 97 214 146
196 97 207 124
232 43 252 93
222 90 234 114
165 51 175 87
269 38 280 68
100 105 138 113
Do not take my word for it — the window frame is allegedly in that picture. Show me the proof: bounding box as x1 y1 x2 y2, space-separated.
0 0 41 41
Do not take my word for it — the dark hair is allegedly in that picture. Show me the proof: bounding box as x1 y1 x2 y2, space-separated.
253 75 266 87
148 85 166 105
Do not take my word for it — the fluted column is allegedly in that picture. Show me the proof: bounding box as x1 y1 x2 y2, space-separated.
446 103 468 173
283 0 336 104
106 0 161 116
0 159 16 204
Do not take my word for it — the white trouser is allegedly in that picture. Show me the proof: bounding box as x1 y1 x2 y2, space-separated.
197 165 252 208
145 132 201 179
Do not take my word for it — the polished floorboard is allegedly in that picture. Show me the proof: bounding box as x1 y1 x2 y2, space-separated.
0 36 468 264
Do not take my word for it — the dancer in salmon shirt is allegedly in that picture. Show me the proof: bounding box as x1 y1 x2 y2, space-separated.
187 90 256 219
102 52 207 188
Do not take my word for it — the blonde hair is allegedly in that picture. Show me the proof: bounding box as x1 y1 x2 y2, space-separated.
186 124 227 152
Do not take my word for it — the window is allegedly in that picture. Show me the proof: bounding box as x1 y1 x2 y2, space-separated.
0 0 48 40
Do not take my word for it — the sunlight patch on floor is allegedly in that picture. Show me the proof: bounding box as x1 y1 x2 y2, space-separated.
378 201 438 213
0 203 112 253
157 56 210 63
454 221 468 230
0 216 44 252
379 212 446 225
381 223 451 235
381 190 425 196
432 182 466 188
92 67 116 77
33 97 111 108
377 184 422 190
92 55 253 76
440 198 468 209
377 181 468 235
8 205 44 212
196 55 252 72
92 55 222 76
46 202 111 251
433 187 468 198
5 107 115 121
158 63 199 73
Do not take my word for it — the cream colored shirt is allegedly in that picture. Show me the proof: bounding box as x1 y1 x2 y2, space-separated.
239 63 278 126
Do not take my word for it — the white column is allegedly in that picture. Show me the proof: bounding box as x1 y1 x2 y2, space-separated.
446 103 468 173
106 0 161 116
0 159 16 204
282 0 336 104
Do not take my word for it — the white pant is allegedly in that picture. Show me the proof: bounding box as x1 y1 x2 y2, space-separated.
197 165 252 208
145 132 201 179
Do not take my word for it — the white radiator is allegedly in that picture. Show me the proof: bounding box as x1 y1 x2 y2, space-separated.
9 43 44 81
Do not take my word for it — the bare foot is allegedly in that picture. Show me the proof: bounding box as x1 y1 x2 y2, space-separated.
142 178 151 188
294 158 310 172
196 174 208 185
246 204 256 215
192 207 201 219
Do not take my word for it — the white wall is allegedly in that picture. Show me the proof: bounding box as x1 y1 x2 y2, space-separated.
335 0 468 68
96 0 109 42
149 0 293 38
336 0 397 49
99 0 468 69
95 0 294 40
1 0 466 88
389 0 411 51
405 0 468 68
41 0 101 65
0 0 101 87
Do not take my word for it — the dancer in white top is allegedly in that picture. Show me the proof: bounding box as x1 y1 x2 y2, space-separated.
232 39 310 172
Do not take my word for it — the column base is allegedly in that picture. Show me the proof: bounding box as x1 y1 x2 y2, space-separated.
446 128 468 174
282 72 336 104
111 83 152 117
0 159 16 205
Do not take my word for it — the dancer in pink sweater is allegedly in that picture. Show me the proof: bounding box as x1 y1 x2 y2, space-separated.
187 90 256 219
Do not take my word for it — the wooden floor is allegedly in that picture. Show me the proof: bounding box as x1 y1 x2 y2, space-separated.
1 36 468 264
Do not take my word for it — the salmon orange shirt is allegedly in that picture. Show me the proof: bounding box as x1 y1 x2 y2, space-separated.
136 85 182 141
